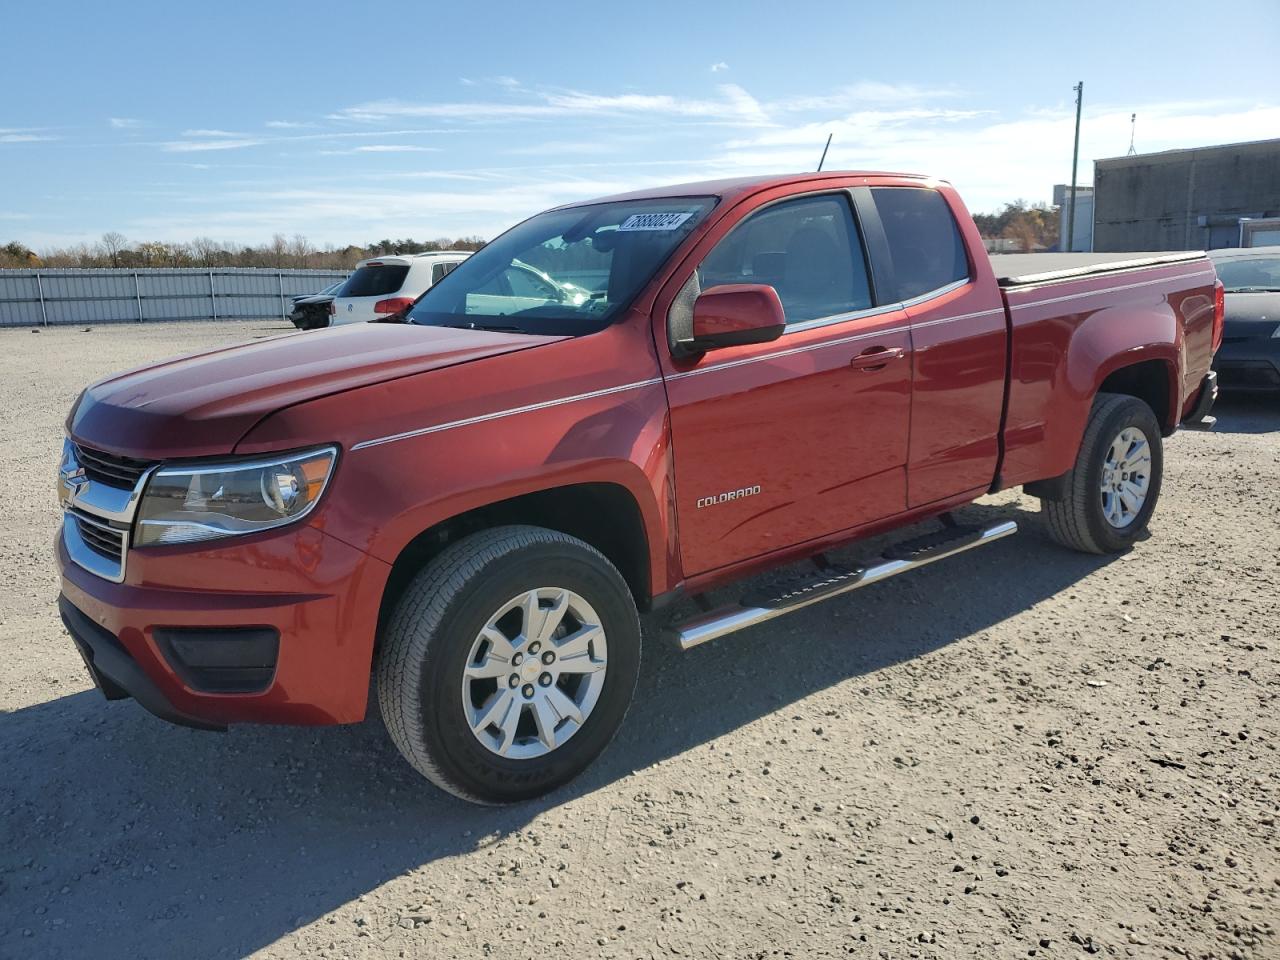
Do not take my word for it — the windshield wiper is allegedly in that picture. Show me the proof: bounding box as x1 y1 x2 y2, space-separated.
439 320 526 333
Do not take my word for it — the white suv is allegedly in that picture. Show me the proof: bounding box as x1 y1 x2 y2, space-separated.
329 252 471 326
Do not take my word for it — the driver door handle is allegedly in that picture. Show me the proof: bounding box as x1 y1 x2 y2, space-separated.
849 345 905 371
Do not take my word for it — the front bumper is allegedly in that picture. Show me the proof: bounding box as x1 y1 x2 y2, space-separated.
1214 338 1280 392
56 524 390 728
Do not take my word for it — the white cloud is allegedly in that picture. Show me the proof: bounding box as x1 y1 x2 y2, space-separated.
711 100 1280 213
155 127 456 153
506 139 621 156
1 133 56 143
264 120 314 129
182 128 247 138
769 82 961 113
354 144 440 153
710 62 729 73
109 117 143 129
319 144 442 155
331 83 773 126
161 138 265 152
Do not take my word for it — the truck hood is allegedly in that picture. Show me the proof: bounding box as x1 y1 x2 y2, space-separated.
70 323 563 459
1222 291 1280 340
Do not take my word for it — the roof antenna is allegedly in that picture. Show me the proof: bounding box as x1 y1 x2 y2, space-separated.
1127 113 1137 156
816 133 832 172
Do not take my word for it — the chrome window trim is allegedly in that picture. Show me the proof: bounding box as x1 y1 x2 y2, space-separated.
782 300 906 334
896 277 970 310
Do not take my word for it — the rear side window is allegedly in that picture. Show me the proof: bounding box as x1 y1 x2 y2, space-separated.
698 194 873 325
341 263 410 297
871 188 969 301
431 261 460 284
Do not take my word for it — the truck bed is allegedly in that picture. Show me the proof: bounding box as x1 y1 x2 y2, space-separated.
991 251 1207 287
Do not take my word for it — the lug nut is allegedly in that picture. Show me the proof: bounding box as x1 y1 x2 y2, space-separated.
528 641 541 654
512 653 523 666
522 684 535 699
538 673 552 687
541 650 555 664
508 674 520 688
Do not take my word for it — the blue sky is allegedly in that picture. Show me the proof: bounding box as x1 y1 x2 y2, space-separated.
2 0 1278 249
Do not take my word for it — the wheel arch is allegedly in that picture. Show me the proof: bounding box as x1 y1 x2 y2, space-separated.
1094 356 1179 434
375 479 656 647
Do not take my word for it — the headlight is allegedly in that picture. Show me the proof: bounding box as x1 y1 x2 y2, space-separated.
134 446 337 547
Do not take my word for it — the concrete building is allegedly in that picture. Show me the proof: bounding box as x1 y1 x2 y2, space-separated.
1053 183 1094 252
1092 138 1280 251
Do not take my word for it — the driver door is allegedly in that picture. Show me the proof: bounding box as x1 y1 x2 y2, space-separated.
662 191 913 575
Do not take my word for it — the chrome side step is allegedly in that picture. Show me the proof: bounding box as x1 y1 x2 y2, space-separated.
672 519 1018 651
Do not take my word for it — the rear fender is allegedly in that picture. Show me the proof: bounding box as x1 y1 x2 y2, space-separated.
1057 305 1179 469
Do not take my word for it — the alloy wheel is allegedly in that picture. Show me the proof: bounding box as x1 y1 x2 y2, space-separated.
461 588 608 760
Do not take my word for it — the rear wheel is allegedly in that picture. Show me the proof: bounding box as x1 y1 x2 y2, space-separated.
1039 392 1164 554
376 525 641 804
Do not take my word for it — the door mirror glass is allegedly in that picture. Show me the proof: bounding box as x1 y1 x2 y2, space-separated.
687 283 785 353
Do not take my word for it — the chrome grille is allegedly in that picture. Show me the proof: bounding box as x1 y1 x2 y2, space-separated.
69 508 126 563
74 443 154 490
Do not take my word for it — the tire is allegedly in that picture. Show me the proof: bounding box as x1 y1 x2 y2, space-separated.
1039 392 1164 554
376 525 641 804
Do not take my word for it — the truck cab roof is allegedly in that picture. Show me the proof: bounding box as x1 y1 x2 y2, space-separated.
555 171 936 209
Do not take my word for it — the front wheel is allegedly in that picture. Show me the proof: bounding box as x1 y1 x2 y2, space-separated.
376 525 641 804
1039 392 1164 554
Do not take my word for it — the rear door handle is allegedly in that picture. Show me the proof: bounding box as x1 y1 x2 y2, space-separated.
849 345 905 371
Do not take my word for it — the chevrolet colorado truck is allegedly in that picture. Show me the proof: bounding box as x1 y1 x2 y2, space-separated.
56 172 1222 803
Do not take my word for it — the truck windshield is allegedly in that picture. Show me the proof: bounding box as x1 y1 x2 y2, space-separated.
407 197 716 335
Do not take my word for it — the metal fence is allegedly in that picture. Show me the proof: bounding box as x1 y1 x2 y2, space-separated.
0 268 350 327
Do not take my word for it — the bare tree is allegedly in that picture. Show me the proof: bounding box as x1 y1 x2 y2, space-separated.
267 233 289 268
288 234 314 268
3 234 487 269
190 236 220 267
99 232 129 268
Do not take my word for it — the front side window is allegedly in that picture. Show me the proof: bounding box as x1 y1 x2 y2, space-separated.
407 197 715 336
698 194 873 325
870 187 969 301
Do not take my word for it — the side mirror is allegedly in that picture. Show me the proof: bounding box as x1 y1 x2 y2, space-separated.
686 283 785 353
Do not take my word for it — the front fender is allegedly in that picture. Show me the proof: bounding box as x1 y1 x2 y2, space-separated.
241 378 677 599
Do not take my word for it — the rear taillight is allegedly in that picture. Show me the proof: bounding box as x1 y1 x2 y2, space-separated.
1212 279 1225 353
374 297 416 315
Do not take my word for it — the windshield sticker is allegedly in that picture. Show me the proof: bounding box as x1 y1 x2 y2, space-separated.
618 212 694 232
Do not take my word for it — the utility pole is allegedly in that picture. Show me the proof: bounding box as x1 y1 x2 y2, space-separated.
1067 81 1083 251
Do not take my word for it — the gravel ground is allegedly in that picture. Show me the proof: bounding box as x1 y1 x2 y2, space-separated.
1 321 1277 960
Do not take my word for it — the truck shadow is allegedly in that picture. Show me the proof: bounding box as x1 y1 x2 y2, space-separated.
1 498 1112 960
1209 393 1280 434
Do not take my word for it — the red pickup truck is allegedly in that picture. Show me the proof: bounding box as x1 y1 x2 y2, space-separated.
56 172 1222 803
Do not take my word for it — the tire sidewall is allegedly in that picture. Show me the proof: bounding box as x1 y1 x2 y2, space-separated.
414 541 640 803
1081 399 1163 551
